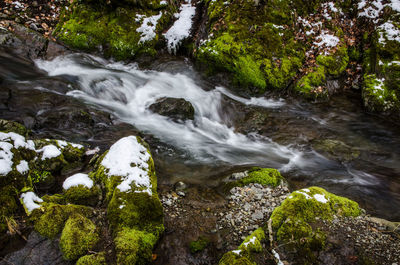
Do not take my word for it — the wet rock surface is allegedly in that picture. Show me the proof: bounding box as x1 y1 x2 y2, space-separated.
0 232 72 265
149 97 195 121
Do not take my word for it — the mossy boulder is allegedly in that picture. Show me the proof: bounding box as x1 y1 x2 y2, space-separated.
60 213 99 260
31 203 92 239
92 136 164 264
54 0 174 60
270 187 361 261
114 227 158 265
76 252 107 265
224 167 284 191
107 189 164 236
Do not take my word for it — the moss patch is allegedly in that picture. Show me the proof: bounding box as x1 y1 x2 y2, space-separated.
76 252 106 265
189 236 209 253
225 168 283 191
64 184 100 206
32 203 92 239
54 1 174 60
60 213 99 260
114 227 157 265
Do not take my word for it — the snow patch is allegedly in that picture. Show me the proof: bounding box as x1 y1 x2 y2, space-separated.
57 140 84 150
0 142 13 175
164 1 196 54
136 12 162 43
378 22 400 44
243 236 256 248
21 191 43 213
232 249 242 255
101 136 152 195
16 160 29 174
314 193 328 203
272 249 284 265
63 173 94 190
38 145 62 160
314 30 340 50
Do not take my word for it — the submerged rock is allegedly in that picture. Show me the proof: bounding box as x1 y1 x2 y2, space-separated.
149 97 195 121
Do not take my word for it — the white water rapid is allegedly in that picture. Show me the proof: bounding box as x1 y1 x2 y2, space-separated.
35 54 305 169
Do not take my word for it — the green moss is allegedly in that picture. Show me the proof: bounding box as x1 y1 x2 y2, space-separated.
196 0 305 92
60 213 99 260
294 65 326 98
76 252 106 265
362 74 399 112
238 228 265 253
263 57 302 89
270 187 361 260
218 251 255 265
0 186 18 234
41 193 66 204
189 236 209 253
55 2 173 60
114 227 157 265
107 189 164 236
32 203 92 239
64 185 100 206
0 119 28 136
225 168 283 191
316 45 349 77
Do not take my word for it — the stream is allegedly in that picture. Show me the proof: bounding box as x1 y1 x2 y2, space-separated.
1 50 400 221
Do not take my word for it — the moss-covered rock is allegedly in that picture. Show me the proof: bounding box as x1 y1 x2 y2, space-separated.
60 213 99 260
114 227 158 265
107 189 164 236
76 252 107 265
219 228 266 265
31 203 92 239
313 139 360 162
224 167 284 191
0 119 28 137
270 186 361 261
54 0 174 60
64 184 100 206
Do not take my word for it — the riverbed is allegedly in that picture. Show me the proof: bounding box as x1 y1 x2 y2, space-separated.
1 49 399 220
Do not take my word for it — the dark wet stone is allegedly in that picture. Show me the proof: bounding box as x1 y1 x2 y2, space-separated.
0 22 48 60
149 97 195 121
45 41 69 60
0 232 72 265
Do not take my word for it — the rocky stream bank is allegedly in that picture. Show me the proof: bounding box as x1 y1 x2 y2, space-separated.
1 0 400 265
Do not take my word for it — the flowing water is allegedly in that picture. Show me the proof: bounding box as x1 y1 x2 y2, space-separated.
1 51 400 220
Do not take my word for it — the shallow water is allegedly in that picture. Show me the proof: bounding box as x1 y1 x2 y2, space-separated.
1 51 400 220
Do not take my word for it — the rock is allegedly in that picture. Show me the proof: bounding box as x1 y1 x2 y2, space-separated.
251 210 263 221
0 22 48 60
174 181 187 192
149 97 195 121
0 231 72 265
